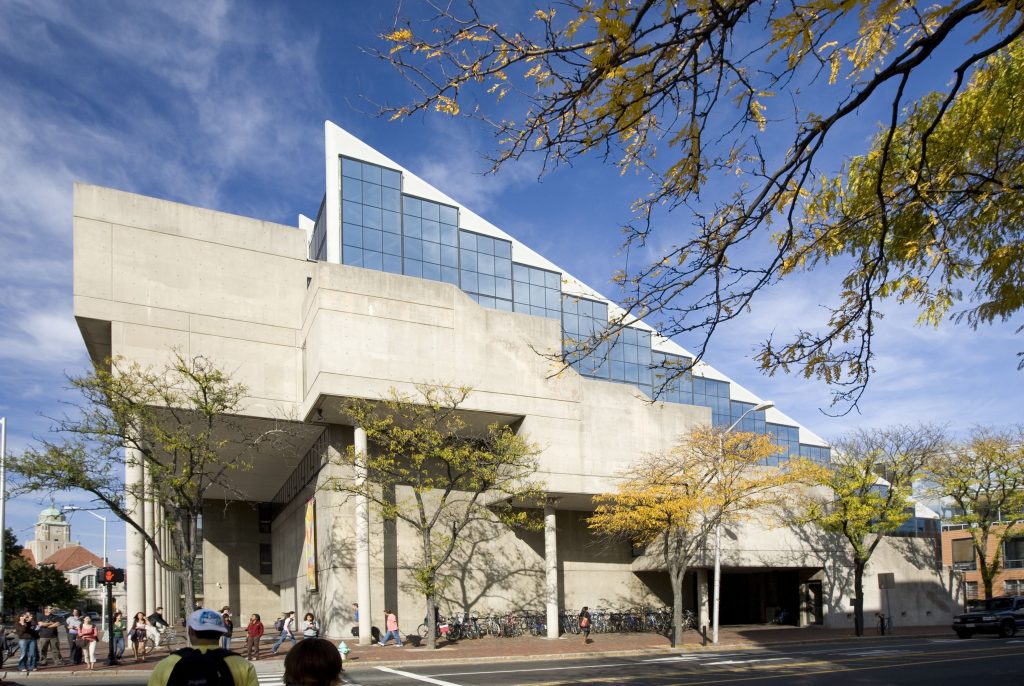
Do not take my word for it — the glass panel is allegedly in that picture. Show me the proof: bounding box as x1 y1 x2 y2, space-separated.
439 205 458 225
404 196 422 217
422 262 441 281
423 241 441 264
342 224 361 247
343 201 362 224
383 255 402 274
494 240 512 259
382 210 401 233
363 206 382 229
383 232 401 255
422 220 441 243
361 162 381 184
381 169 402 189
421 200 440 221
440 225 458 246
363 251 382 270
404 258 422 277
404 215 422 238
362 183 382 208
342 178 362 202
382 188 401 211
342 157 362 179
441 245 458 267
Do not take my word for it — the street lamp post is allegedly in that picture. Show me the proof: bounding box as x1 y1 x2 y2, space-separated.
63 507 108 632
0 417 7 623
711 400 774 646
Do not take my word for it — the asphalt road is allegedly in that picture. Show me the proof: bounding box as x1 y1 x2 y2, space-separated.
3 635 1022 685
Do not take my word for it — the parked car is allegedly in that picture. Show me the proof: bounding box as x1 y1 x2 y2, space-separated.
952 595 1024 638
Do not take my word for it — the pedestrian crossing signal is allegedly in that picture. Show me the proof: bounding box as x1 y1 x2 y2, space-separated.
96 567 125 584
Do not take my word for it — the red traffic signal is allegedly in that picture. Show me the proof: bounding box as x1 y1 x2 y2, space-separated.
96 567 125 584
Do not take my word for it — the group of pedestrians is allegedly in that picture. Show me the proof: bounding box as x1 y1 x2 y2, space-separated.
13 606 99 674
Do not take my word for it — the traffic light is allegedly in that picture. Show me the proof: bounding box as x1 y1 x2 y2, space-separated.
96 567 125 584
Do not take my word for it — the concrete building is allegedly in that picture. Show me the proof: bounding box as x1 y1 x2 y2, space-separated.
71 121 958 638
26 506 73 563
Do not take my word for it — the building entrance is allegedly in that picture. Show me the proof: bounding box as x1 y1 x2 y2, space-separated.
712 569 821 625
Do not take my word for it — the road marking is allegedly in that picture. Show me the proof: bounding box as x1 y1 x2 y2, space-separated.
377 666 465 685
435 661 637 676
642 656 701 662
703 657 792 666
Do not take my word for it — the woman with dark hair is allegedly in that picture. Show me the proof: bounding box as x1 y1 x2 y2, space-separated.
246 613 264 660
130 612 149 662
283 637 343 686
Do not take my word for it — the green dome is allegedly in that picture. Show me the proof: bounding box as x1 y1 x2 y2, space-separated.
38 506 66 522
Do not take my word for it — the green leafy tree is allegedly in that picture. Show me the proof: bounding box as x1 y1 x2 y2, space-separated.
3 529 83 614
589 425 817 646
806 425 945 635
926 426 1024 600
331 383 543 650
378 1 1024 409
11 352 290 610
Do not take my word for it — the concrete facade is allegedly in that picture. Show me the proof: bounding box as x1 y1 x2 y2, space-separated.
71 122 959 637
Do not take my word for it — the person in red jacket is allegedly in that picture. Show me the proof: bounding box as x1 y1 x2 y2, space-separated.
246 614 265 660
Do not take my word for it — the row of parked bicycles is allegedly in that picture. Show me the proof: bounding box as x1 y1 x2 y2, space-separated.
418 607 693 640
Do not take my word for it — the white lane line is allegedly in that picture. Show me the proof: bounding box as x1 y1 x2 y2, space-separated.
377 666 464 685
703 657 791 666
642 656 701 662
434 661 638 677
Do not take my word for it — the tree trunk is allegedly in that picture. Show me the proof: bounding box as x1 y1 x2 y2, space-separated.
853 558 865 637
425 595 436 650
669 562 684 648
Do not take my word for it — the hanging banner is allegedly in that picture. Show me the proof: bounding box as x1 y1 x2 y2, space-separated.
304 498 318 592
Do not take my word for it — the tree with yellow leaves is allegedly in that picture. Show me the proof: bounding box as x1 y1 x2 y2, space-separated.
329 383 543 650
926 426 1024 601
378 1 1024 410
806 424 945 636
589 425 814 646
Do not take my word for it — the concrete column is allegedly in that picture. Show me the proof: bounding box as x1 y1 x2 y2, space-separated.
143 462 157 613
354 427 372 646
696 568 710 631
125 448 146 614
153 505 163 613
544 499 560 639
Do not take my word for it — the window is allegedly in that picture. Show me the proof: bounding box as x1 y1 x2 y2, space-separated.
562 296 610 377
692 376 731 425
459 230 513 311
965 581 979 600
650 352 693 404
310 196 327 261
403 196 459 284
512 263 561 319
729 401 767 434
1004 579 1024 595
766 423 800 465
258 503 274 534
1005 538 1024 568
259 543 273 576
952 538 976 570
80 575 94 590
799 444 831 465
341 157 402 273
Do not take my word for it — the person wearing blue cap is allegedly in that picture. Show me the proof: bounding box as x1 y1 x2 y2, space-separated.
147 608 258 686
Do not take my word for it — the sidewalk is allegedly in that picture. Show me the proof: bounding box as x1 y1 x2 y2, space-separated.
4 623 952 678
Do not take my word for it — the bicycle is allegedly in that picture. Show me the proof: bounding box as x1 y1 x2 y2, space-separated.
876 613 893 636
144 625 181 655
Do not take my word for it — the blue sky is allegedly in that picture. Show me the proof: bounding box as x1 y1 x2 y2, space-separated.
1 1 1021 564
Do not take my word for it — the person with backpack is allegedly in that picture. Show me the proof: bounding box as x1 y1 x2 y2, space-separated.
147 608 257 686
271 610 296 655
578 607 592 644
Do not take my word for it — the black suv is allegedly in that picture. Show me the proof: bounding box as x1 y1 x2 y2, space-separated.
952 595 1024 638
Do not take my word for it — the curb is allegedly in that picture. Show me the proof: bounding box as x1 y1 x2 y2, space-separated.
8 630 953 677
